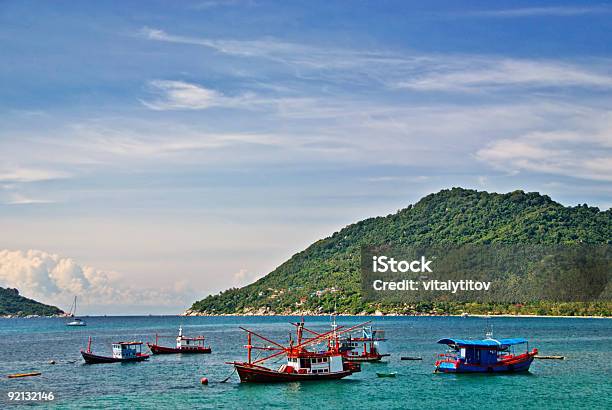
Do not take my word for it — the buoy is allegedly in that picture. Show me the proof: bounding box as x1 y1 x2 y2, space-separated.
200 377 209 385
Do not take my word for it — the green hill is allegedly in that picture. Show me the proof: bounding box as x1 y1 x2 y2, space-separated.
189 188 612 317
0 287 64 317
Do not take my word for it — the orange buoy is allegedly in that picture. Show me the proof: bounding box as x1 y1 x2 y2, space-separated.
200 377 208 385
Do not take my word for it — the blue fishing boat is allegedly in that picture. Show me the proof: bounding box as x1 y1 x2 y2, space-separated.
434 336 537 373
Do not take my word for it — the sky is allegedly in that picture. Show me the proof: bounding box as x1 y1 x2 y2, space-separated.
0 1 611 314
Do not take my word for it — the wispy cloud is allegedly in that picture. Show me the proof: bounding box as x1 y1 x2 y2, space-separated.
141 27 612 93
477 116 612 182
467 6 612 18
143 80 230 110
4 193 55 205
395 58 612 91
0 168 70 183
140 27 304 59
190 0 255 10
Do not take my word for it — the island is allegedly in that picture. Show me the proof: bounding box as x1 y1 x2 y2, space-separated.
188 188 611 317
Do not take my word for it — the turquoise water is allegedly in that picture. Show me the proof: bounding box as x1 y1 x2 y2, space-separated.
0 316 610 409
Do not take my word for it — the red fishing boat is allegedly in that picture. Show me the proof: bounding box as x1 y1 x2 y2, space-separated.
147 326 211 354
81 337 149 364
227 319 366 383
328 317 390 362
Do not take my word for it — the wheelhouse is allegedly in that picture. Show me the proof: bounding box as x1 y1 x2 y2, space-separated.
112 341 144 359
283 351 345 374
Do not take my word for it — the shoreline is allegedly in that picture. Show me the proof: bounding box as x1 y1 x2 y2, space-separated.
3 313 610 319
181 312 611 319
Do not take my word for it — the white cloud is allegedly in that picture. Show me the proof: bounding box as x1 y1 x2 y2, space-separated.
477 122 612 182
142 80 227 110
140 27 303 59
141 28 612 95
467 6 611 18
396 59 612 92
4 193 55 205
0 168 70 183
0 249 185 311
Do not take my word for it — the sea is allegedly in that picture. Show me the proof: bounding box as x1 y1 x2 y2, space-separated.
0 316 610 409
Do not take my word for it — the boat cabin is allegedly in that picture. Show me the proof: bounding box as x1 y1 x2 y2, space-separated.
280 351 345 374
112 342 144 359
176 326 207 349
339 326 389 360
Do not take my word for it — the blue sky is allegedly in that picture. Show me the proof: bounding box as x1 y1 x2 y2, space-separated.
1 1 611 314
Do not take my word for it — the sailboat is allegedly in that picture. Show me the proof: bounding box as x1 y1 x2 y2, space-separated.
66 296 86 326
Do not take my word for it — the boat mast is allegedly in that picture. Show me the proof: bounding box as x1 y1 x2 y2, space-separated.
247 332 252 364
297 318 304 345
87 336 92 353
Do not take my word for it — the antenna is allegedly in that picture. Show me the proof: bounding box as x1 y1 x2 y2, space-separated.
484 317 493 339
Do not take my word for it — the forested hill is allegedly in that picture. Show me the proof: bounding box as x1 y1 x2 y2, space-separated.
189 188 612 316
0 287 64 317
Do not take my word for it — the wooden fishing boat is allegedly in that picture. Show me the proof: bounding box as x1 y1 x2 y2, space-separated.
147 326 211 354
434 336 537 373
332 320 390 362
227 319 364 383
81 337 149 364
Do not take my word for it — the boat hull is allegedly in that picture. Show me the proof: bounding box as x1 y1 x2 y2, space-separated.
233 363 355 383
81 351 149 364
147 343 211 354
435 351 536 374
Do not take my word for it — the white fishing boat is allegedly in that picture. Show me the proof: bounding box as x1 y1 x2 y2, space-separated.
66 296 86 326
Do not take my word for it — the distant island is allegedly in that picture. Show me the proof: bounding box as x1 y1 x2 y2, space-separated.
0 287 64 317
188 188 612 317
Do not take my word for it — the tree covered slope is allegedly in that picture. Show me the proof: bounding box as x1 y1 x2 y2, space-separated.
0 287 64 317
189 188 612 316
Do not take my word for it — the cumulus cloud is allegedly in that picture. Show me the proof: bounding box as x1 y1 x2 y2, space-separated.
0 249 183 310
232 268 260 287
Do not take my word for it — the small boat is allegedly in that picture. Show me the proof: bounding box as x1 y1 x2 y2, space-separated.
65 296 86 326
147 326 211 354
434 332 538 373
376 372 397 378
81 337 149 364
227 319 363 383
67 318 86 327
7 372 42 379
330 318 390 362
535 355 565 360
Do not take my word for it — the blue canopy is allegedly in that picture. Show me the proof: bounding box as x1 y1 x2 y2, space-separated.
437 338 528 348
